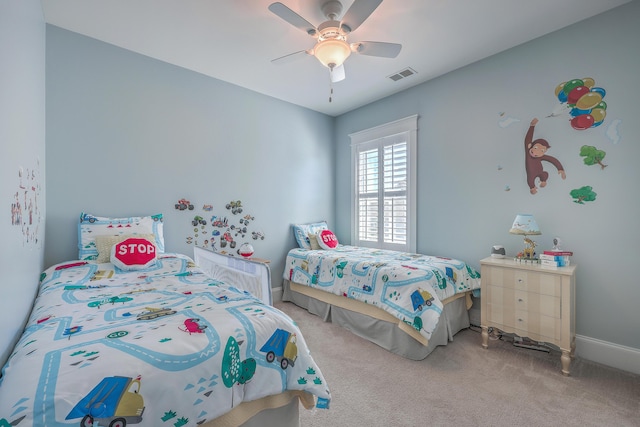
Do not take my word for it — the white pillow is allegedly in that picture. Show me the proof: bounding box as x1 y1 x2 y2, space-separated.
292 221 328 249
78 212 164 260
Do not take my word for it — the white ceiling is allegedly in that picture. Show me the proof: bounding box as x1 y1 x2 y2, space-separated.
41 0 631 117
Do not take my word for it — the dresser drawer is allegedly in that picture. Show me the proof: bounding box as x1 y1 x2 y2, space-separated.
513 310 561 341
485 285 561 317
486 266 561 297
485 285 561 340
514 290 560 318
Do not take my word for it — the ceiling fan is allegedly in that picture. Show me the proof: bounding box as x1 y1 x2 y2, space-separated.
268 0 402 83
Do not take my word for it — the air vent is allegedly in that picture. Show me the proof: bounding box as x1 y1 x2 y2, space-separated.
387 67 417 82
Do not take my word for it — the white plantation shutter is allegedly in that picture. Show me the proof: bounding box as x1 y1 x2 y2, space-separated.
350 116 417 252
357 147 379 242
383 140 408 244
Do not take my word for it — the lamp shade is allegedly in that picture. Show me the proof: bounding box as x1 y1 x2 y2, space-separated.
314 38 351 68
509 214 541 235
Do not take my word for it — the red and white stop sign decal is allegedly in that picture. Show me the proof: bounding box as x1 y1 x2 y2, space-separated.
111 237 157 270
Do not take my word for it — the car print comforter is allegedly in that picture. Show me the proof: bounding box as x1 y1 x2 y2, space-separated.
285 245 481 342
0 253 330 427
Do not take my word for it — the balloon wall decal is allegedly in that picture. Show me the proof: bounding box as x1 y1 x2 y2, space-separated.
555 78 607 130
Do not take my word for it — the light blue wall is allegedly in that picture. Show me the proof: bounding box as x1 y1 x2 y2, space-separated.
40 1 640 366
45 26 335 285
335 2 640 350
0 0 46 366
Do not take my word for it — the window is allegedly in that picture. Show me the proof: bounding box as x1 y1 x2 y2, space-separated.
350 115 417 252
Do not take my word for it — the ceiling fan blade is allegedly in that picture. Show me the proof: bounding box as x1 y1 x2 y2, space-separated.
340 0 383 33
330 64 346 83
352 41 402 58
271 50 312 65
268 2 316 36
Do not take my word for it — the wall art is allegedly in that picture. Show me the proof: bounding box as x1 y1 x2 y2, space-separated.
554 77 607 130
10 161 43 247
570 186 597 204
524 118 566 195
174 198 265 257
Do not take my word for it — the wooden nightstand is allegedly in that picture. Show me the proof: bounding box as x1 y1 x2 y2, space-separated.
480 257 577 375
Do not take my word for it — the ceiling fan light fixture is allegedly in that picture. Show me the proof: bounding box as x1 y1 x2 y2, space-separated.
314 38 351 68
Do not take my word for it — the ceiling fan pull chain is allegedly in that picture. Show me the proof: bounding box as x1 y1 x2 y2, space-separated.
329 69 334 103
329 67 333 102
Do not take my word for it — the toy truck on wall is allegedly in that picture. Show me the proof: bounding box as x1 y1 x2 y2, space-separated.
174 199 194 210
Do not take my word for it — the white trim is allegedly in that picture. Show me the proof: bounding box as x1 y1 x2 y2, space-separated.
575 334 640 375
271 286 283 304
349 115 418 252
349 115 418 144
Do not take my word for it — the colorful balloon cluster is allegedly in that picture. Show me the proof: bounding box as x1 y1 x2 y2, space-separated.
555 78 607 130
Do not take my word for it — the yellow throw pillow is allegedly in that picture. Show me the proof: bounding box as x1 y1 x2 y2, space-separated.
308 232 321 250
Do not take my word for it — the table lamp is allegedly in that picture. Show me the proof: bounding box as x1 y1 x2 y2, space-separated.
509 214 541 260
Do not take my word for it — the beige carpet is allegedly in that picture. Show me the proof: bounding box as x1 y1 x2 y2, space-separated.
275 301 640 427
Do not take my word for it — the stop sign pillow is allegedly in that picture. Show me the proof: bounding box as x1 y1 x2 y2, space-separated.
111 237 158 271
317 229 339 250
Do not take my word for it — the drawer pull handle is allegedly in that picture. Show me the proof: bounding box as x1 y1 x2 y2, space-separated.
518 318 523 322
517 279 523 283
518 298 523 302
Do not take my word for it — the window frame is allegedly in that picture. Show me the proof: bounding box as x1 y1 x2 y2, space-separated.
349 115 418 252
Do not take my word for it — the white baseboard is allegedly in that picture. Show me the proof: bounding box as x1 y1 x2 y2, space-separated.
271 286 283 304
272 290 638 375
575 334 640 375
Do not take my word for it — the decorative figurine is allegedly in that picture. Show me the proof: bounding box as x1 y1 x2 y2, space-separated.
238 242 254 258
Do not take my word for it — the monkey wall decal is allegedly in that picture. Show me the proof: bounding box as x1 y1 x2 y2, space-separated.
524 118 566 194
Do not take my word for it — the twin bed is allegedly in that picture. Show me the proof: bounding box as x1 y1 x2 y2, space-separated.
282 221 482 360
0 214 330 427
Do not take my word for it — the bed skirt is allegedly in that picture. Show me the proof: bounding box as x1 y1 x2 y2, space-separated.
204 390 314 427
283 279 472 360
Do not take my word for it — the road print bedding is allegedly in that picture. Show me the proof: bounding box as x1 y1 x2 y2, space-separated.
285 245 481 342
0 253 330 427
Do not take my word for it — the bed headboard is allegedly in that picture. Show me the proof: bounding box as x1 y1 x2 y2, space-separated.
193 247 272 305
